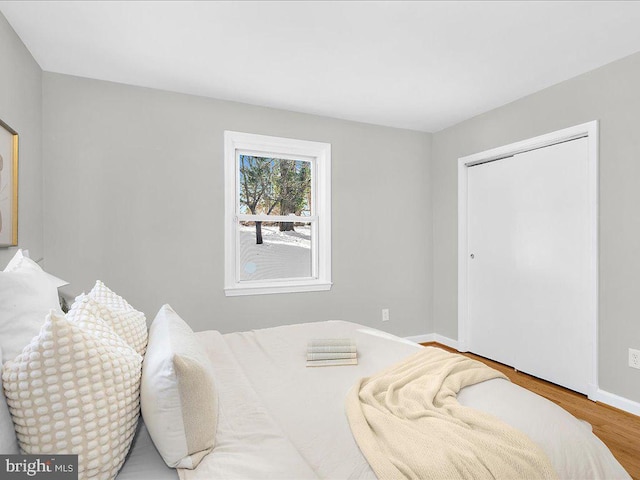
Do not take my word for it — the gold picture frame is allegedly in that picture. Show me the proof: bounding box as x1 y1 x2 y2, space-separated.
0 118 18 247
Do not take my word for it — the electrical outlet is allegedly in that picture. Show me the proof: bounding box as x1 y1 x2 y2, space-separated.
381 308 390 322
629 348 640 369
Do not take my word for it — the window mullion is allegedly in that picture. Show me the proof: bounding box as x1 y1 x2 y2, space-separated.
237 214 317 223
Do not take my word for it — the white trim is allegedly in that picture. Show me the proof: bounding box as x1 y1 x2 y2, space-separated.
224 131 332 297
225 281 333 297
457 121 599 397
237 214 316 223
405 333 435 344
237 148 315 164
405 333 459 350
458 128 591 166
434 334 459 350
590 388 640 416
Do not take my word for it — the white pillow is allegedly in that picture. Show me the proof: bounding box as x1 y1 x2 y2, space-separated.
0 250 62 363
88 280 136 313
11 249 69 288
68 294 148 356
0 345 19 454
2 311 142 479
141 304 218 469
4 249 29 272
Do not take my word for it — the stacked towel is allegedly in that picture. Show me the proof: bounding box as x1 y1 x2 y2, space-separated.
306 339 358 367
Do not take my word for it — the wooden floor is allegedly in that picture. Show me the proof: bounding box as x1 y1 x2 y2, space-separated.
423 342 640 480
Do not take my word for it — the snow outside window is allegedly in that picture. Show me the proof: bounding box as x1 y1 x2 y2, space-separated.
224 131 332 296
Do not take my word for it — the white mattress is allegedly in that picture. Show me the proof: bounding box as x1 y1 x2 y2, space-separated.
178 320 629 479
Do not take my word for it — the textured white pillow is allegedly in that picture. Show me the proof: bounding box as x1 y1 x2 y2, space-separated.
88 280 136 313
0 345 19 454
0 250 62 363
68 294 148 356
2 311 142 479
141 304 218 469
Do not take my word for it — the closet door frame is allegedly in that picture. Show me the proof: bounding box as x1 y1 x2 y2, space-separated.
457 120 599 399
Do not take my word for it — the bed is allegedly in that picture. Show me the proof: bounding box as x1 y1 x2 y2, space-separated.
1 250 630 479
118 320 628 480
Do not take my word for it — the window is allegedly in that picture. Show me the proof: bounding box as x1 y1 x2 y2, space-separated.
224 131 331 296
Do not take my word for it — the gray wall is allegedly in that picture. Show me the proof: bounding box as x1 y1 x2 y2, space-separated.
432 51 640 402
8 9 638 402
0 14 42 267
42 73 433 337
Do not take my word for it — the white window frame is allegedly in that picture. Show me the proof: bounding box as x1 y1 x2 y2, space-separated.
224 131 332 296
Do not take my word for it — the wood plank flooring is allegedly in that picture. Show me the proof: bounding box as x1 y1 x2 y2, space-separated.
422 342 640 480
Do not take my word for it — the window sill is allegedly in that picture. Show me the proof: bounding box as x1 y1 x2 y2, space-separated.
224 281 333 297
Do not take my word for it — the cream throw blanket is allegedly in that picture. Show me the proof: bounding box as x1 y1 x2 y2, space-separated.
346 347 557 480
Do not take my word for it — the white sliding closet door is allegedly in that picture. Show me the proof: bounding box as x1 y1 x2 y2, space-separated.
467 137 591 394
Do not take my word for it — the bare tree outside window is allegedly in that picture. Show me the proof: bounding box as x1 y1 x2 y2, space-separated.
239 155 311 243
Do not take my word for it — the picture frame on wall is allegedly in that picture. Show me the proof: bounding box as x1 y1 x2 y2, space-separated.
0 118 18 247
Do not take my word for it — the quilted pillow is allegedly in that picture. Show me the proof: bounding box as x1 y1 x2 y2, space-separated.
0 249 62 363
2 311 142 480
68 294 148 356
88 280 136 313
0 345 19 454
141 304 218 469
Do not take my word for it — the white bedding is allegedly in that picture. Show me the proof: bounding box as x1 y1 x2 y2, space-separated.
116 423 178 480
179 320 629 479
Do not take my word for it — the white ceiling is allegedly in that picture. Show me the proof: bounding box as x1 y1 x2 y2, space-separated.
2 1 640 132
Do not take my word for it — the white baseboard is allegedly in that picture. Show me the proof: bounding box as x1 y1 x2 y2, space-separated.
591 388 640 416
433 334 459 350
405 333 435 344
405 333 459 350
